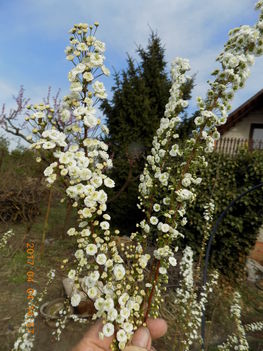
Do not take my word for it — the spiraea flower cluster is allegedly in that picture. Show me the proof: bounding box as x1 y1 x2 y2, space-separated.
245 321 263 333
0 229 15 249
16 2 263 350
134 0 263 327
25 23 152 350
196 200 216 270
173 247 218 350
217 291 249 351
12 270 56 351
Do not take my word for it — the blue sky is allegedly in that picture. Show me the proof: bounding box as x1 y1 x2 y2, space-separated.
0 0 262 147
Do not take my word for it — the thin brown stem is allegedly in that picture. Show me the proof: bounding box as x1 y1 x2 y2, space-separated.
144 260 160 322
40 187 52 258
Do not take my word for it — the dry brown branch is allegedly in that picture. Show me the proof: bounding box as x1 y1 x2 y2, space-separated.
0 178 46 225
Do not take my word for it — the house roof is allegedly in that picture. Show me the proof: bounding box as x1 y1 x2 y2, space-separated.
218 89 263 135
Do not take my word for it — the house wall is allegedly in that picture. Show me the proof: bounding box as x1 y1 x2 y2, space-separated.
223 105 263 139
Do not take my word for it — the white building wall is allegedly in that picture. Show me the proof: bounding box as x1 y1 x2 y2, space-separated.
223 106 263 139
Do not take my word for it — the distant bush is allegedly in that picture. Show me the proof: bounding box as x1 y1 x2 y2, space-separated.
0 144 44 180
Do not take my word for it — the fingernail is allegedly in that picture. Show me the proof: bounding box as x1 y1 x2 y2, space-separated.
132 327 150 348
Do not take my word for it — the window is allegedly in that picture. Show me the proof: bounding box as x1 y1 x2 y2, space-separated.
249 123 263 149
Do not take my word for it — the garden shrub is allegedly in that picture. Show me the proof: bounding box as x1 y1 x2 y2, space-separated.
182 150 263 281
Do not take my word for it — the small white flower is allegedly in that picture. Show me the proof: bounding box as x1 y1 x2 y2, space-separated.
104 177 115 188
194 116 204 126
101 65 110 76
83 114 97 128
71 293 81 307
100 221 110 230
181 217 187 226
93 81 107 99
153 203 161 212
161 223 170 233
118 293 129 306
94 297 105 311
182 177 191 187
176 189 194 201
61 109 71 122
159 267 167 274
96 253 107 265
106 259 113 268
75 249 84 259
163 197 170 205
138 254 150 269
107 308 118 321
83 72 93 81
86 244 98 256
113 264 126 281
102 323 114 337
67 227 77 236
150 216 158 225
169 144 181 157
169 257 177 266
87 287 98 299
90 52 104 66
68 269 76 279
123 322 133 333
83 271 100 288
104 298 114 311
70 82 82 92
43 141 56 149
120 307 130 320
116 329 127 343
103 214 111 220
77 42 88 51
44 166 53 177
81 228 90 236
94 40 105 53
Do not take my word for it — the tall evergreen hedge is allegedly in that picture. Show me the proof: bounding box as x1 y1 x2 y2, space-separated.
182 150 263 281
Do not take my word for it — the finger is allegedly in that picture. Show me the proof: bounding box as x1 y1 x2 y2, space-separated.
127 319 167 351
131 327 151 349
73 320 114 351
146 318 167 340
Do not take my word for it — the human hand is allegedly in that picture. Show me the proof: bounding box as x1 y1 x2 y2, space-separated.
72 318 167 351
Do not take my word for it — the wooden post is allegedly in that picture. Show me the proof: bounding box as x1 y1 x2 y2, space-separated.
62 199 73 238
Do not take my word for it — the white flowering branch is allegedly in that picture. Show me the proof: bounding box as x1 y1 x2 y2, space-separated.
172 247 218 351
14 2 263 350
217 291 249 351
0 229 15 250
135 0 263 323
12 269 56 351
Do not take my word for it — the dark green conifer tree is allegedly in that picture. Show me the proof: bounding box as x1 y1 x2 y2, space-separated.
101 32 194 233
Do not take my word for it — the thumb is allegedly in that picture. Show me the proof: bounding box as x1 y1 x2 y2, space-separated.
124 327 151 351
